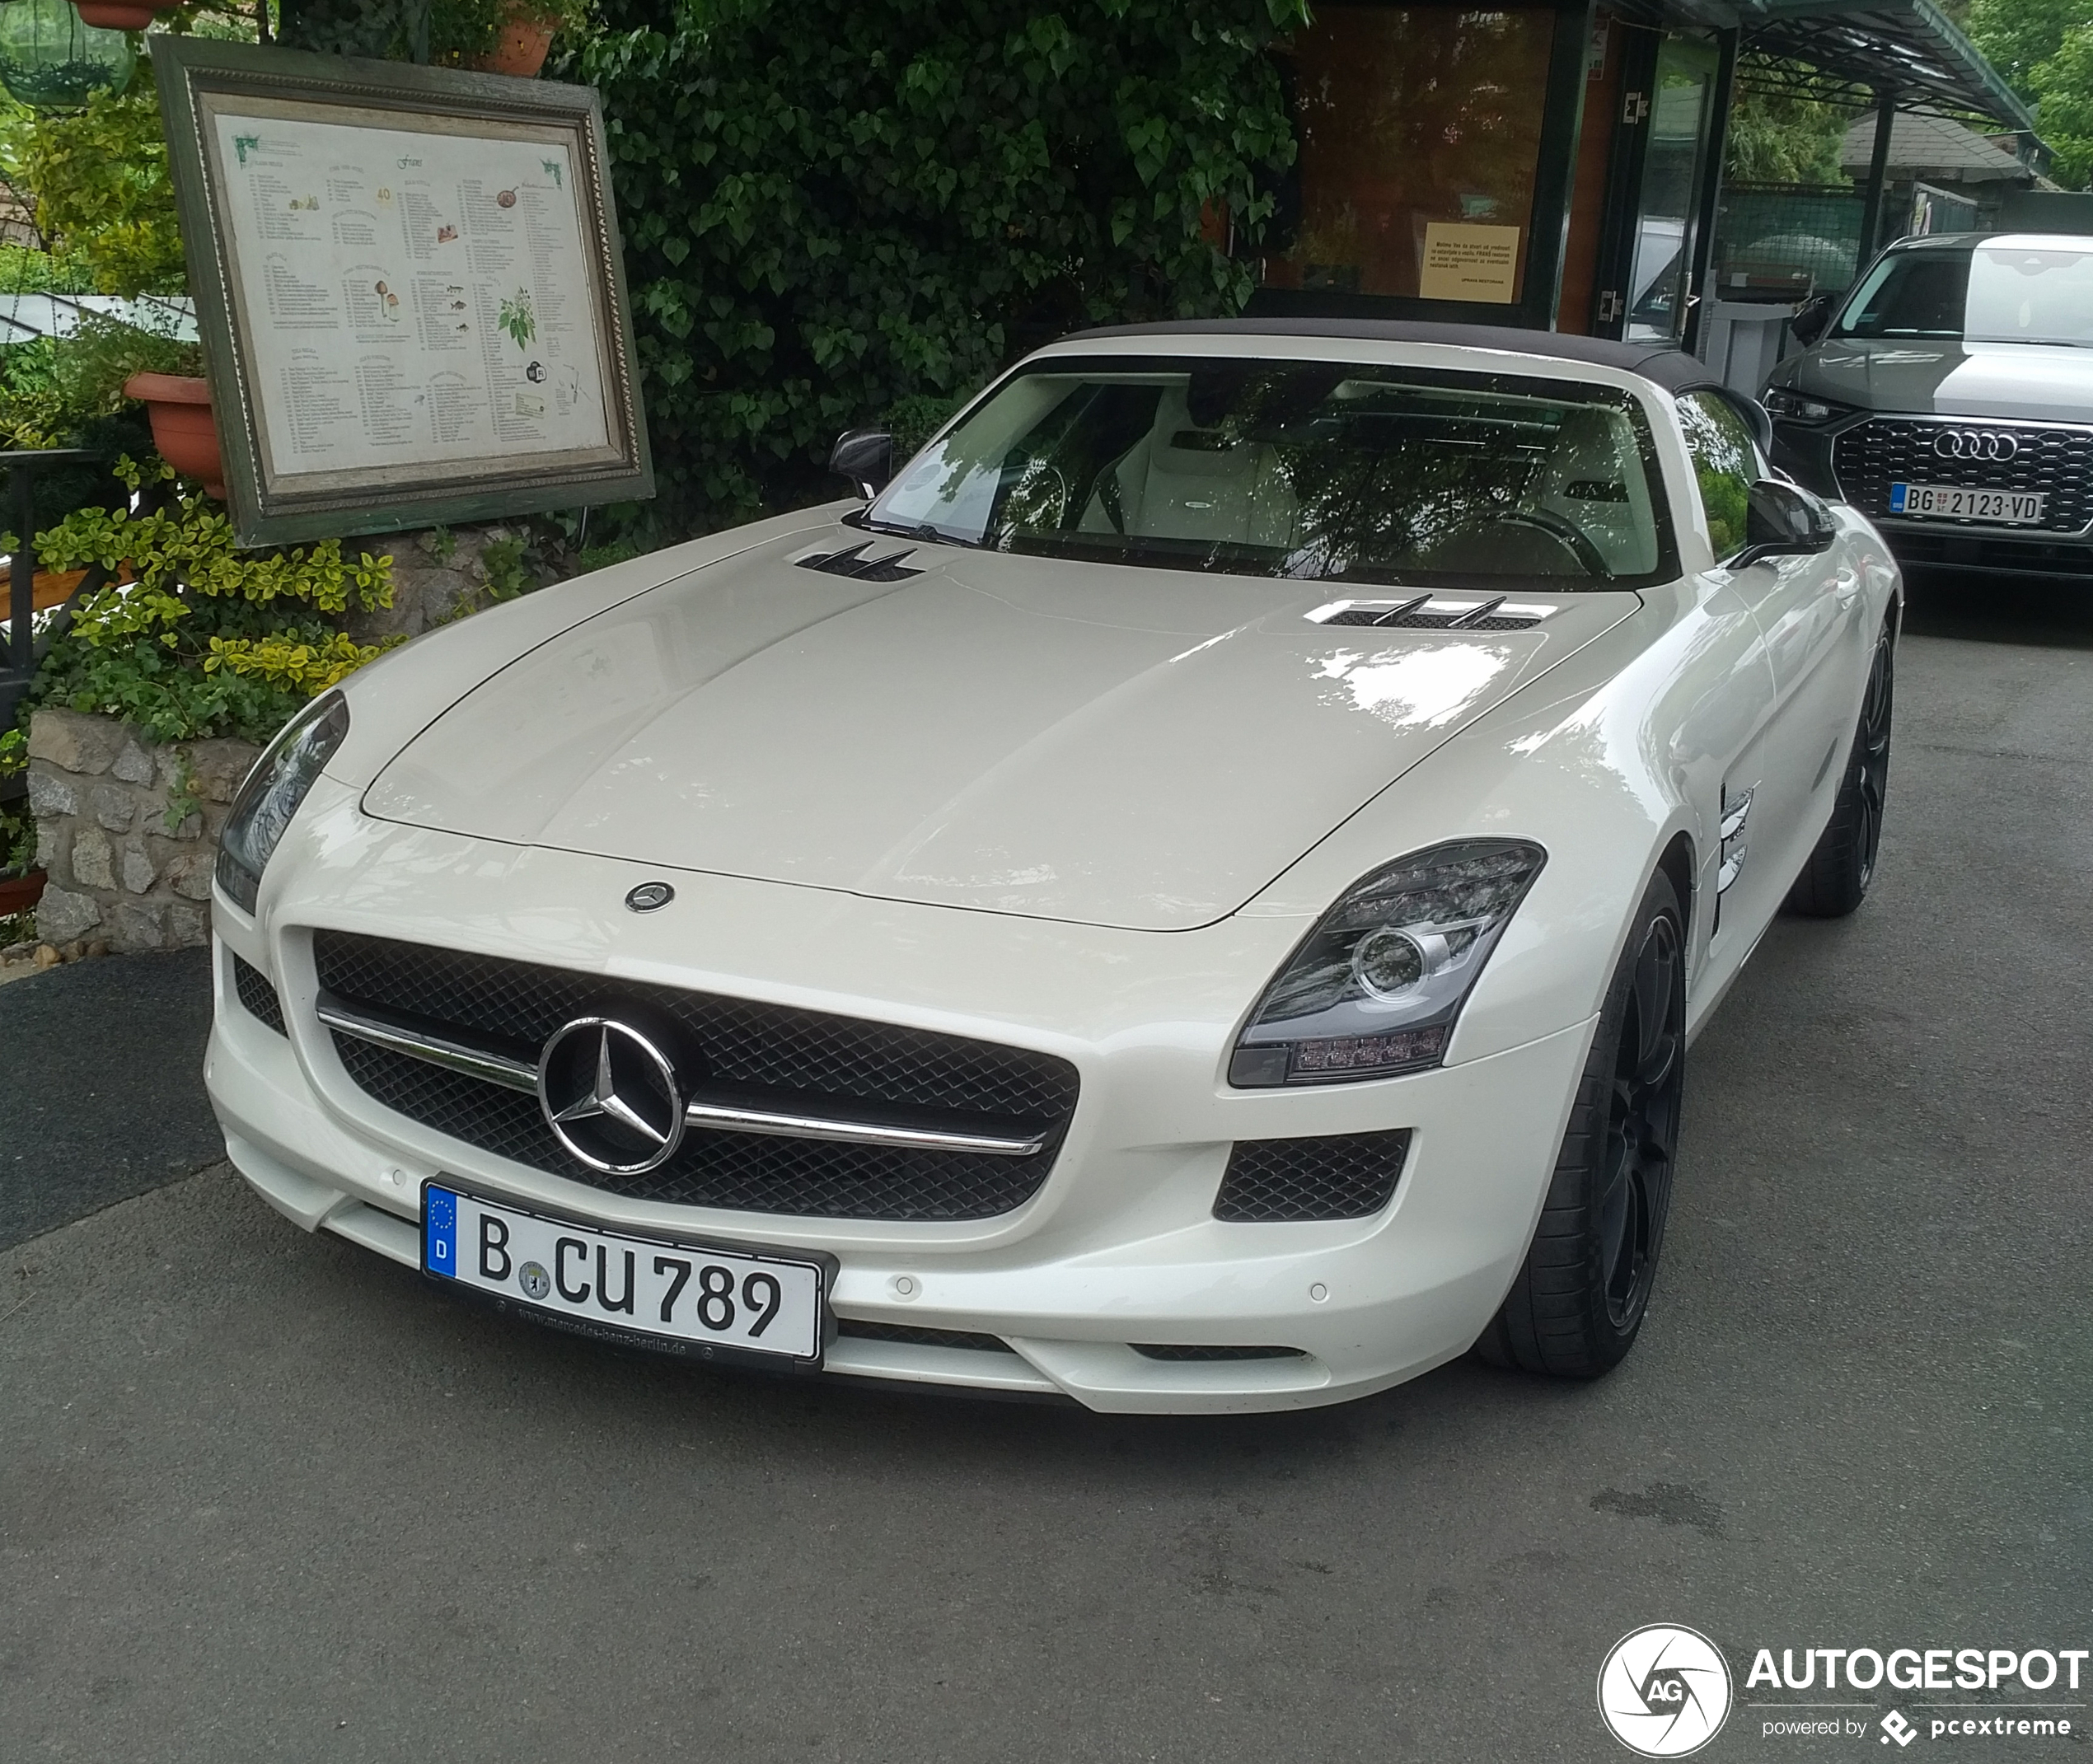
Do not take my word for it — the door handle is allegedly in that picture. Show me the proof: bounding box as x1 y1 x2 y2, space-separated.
1833 570 1860 608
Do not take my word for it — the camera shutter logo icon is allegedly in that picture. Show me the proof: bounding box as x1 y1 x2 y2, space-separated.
1597 1625 1734 1757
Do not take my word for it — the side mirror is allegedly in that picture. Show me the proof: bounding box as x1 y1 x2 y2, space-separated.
829 428 894 500
1789 292 1838 349
1732 480 1838 569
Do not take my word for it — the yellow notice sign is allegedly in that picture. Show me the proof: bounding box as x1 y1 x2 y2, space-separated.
1419 222 1522 304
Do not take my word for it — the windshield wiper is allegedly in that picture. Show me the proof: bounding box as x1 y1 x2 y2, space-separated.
846 510 986 548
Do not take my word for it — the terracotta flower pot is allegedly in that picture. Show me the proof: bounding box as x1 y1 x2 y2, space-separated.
123 372 227 500
73 1 175 26
467 15 557 77
0 870 47 918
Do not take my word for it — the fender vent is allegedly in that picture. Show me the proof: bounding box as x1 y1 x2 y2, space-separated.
795 540 924 582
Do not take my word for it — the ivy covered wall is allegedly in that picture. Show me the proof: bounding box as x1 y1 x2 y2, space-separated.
579 0 1304 537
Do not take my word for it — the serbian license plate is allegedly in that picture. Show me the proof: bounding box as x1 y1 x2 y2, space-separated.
1889 483 2046 524
422 1182 830 1365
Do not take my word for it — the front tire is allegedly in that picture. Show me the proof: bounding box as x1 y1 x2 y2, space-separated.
1782 625 1894 919
1475 869 1686 1379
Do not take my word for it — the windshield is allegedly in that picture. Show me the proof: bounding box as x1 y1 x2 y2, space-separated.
866 356 1675 587
1836 242 2093 345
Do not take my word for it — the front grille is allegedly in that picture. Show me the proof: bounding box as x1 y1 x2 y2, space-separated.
836 1320 1011 1353
1214 1130 1410 1222
232 954 287 1035
1833 419 2093 535
312 931 1078 1222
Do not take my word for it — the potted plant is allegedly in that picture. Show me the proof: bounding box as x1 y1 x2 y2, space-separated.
459 0 586 77
122 368 226 499
0 868 45 917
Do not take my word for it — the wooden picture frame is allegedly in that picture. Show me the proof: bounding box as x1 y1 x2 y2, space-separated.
151 35 653 546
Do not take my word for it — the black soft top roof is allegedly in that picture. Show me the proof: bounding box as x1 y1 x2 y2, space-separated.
1061 318 1727 397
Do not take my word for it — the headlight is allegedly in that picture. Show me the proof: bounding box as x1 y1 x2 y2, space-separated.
1229 840 1546 1087
214 691 350 914
1763 386 1854 427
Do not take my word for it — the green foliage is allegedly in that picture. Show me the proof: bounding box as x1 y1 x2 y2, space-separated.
30 458 399 742
281 0 592 60
1965 0 2093 185
1968 0 2091 94
581 0 1304 533
0 77 187 297
886 391 966 457
1725 71 1855 184
0 242 94 295
162 751 200 834
2034 23 2093 185
479 531 531 599
0 314 202 451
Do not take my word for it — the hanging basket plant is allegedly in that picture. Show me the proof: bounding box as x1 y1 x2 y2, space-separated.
0 0 133 110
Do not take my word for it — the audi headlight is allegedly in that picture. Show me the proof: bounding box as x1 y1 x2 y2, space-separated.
214 692 349 914
1763 386 1854 427
1229 840 1546 1087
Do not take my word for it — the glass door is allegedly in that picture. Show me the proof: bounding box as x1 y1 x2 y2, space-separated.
1601 33 1718 344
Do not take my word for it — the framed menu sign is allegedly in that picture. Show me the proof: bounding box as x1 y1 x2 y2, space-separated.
151 36 651 546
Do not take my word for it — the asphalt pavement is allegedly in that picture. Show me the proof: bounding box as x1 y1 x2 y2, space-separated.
1 573 2087 1763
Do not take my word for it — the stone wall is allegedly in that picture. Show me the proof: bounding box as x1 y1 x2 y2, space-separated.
26 709 261 954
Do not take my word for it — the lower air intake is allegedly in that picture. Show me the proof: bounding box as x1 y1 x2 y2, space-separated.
1213 1130 1411 1222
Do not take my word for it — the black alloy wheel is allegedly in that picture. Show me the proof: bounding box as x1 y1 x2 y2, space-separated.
1475 869 1687 1378
1784 625 1895 918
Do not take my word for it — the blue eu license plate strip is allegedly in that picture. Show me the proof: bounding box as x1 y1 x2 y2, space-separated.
1889 482 1909 513
425 1184 459 1275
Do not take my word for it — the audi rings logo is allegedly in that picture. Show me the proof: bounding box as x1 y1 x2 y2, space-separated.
537 1017 686 1175
1598 1626 1734 1757
1934 428 2020 461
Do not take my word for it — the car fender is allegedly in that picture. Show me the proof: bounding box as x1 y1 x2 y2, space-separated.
1238 587 1744 1070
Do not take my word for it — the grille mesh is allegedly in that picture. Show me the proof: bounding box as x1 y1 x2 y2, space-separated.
312 931 1077 1222
1214 1130 1411 1222
232 955 287 1036
1832 419 2093 535
836 1320 1012 1353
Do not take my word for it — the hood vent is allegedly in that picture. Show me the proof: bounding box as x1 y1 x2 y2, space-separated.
795 540 925 582
1310 594 1552 633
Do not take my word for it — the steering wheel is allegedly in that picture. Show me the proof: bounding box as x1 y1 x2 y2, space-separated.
1493 509 1610 577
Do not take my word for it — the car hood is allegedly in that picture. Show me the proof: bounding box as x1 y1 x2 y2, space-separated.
363 530 1636 931
1778 338 2093 422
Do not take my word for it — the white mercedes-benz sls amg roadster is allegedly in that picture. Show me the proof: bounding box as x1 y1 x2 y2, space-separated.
206 320 1899 1413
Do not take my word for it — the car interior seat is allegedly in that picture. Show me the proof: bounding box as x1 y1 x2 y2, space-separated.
1518 405 1658 575
1079 385 1299 549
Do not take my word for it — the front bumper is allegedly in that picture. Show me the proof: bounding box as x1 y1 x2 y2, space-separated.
204 835 1597 1414
1773 414 2093 582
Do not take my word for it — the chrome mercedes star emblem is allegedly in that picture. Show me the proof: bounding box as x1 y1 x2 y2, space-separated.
536 1016 686 1176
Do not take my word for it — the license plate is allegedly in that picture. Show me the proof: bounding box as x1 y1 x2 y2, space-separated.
422 1182 831 1366
1889 483 2046 524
